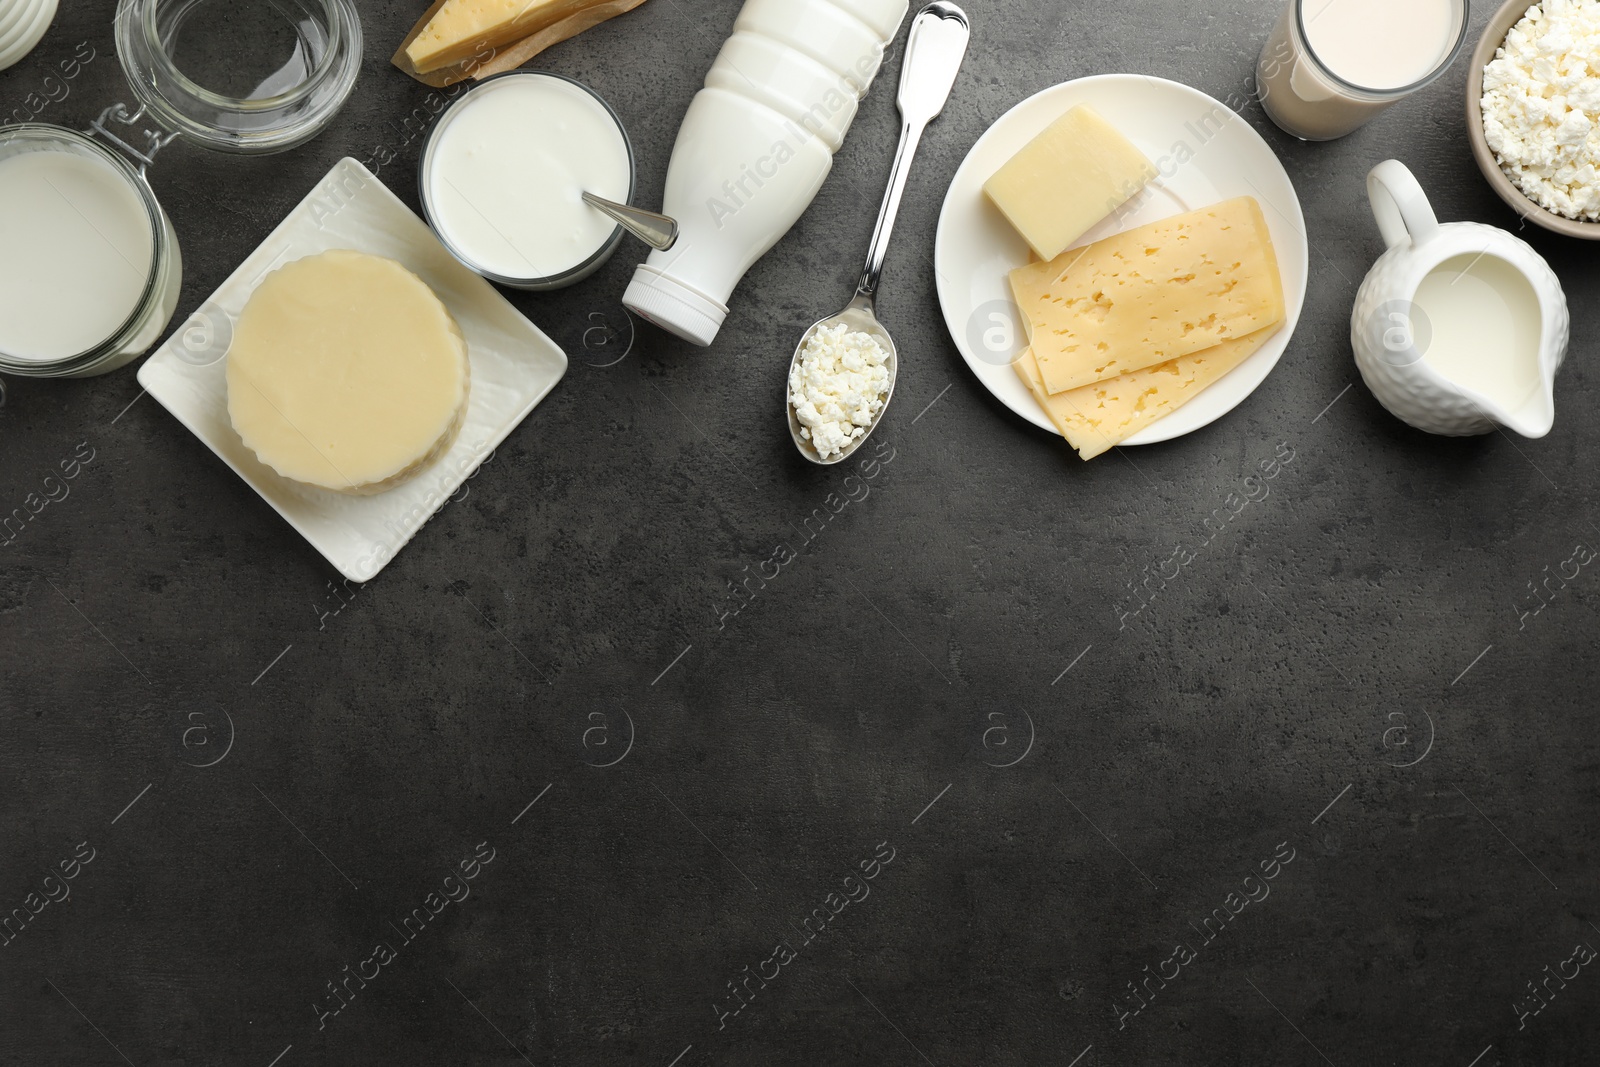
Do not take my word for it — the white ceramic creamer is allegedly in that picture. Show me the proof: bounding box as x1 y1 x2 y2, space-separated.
622 0 910 347
1351 160 1569 438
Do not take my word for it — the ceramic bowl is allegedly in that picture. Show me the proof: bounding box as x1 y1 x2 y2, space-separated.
1466 0 1600 239
0 0 42 48
0 0 57 73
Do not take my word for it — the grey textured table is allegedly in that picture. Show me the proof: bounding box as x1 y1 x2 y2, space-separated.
2 2 1597 1065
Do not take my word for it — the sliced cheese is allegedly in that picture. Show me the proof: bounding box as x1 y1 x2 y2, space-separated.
984 104 1158 261
406 0 601 74
1011 196 1286 394
1013 326 1280 461
226 250 471 496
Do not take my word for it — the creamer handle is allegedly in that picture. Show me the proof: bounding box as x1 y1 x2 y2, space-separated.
1367 159 1440 250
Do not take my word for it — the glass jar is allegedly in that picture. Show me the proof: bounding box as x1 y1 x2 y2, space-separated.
0 123 182 379
114 0 363 154
0 0 361 384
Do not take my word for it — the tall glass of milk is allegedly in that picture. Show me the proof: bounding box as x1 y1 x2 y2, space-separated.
1255 0 1470 140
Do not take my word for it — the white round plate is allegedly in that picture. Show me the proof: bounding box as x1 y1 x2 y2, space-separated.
935 74 1308 445
0 0 55 72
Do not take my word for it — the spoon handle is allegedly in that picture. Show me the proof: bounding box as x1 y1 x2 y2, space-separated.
855 2 971 303
856 120 925 304
583 192 680 251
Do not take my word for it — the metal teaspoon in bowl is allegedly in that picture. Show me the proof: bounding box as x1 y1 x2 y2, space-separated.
786 1 971 466
584 192 679 251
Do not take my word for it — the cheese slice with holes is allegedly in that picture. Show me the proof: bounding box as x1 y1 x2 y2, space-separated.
1013 326 1279 461
406 0 603 74
1010 197 1285 394
226 250 471 496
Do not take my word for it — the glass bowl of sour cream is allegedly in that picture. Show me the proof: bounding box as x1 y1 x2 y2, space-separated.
419 71 637 291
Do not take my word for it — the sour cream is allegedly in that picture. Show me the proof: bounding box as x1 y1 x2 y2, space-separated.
422 72 634 287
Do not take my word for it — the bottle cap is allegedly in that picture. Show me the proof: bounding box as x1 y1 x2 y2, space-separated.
623 265 727 348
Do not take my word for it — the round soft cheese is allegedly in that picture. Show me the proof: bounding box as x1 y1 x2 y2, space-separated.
225 250 471 496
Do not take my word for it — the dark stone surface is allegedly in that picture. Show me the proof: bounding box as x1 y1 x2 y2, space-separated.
2 1 1597 1065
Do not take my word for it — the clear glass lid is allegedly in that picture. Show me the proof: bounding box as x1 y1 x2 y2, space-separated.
114 0 362 154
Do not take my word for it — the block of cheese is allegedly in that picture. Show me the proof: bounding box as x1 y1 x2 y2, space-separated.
984 105 1158 261
1013 326 1280 461
406 0 606 74
1010 196 1285 394
226 250 471 496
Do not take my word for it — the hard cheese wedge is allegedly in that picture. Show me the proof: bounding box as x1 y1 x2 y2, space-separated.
406 0 604 74
226 250 471 496
984 104 1158 261
1013 325 1280 461
1011 196 1285 395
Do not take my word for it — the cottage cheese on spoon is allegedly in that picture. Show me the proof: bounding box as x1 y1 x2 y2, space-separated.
788 323 891 460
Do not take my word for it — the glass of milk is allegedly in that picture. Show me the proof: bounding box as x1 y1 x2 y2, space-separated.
0 127 183 378
1255 0 1470 140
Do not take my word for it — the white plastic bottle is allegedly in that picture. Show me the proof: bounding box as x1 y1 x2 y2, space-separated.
622 0 910 347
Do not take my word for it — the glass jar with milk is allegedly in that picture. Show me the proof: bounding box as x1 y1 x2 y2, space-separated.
0 124 183 379
1256 0 1471 140
0 0 360 381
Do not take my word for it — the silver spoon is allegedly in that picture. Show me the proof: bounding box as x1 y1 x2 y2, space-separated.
786 1 971 465
583 192 679 251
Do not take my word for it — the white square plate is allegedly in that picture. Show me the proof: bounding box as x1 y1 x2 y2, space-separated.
139 157 568 582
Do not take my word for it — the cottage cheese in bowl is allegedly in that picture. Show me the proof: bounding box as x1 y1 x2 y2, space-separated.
1481 0 1600 222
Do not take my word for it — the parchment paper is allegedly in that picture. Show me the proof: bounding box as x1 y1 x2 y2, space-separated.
391 0 654 87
